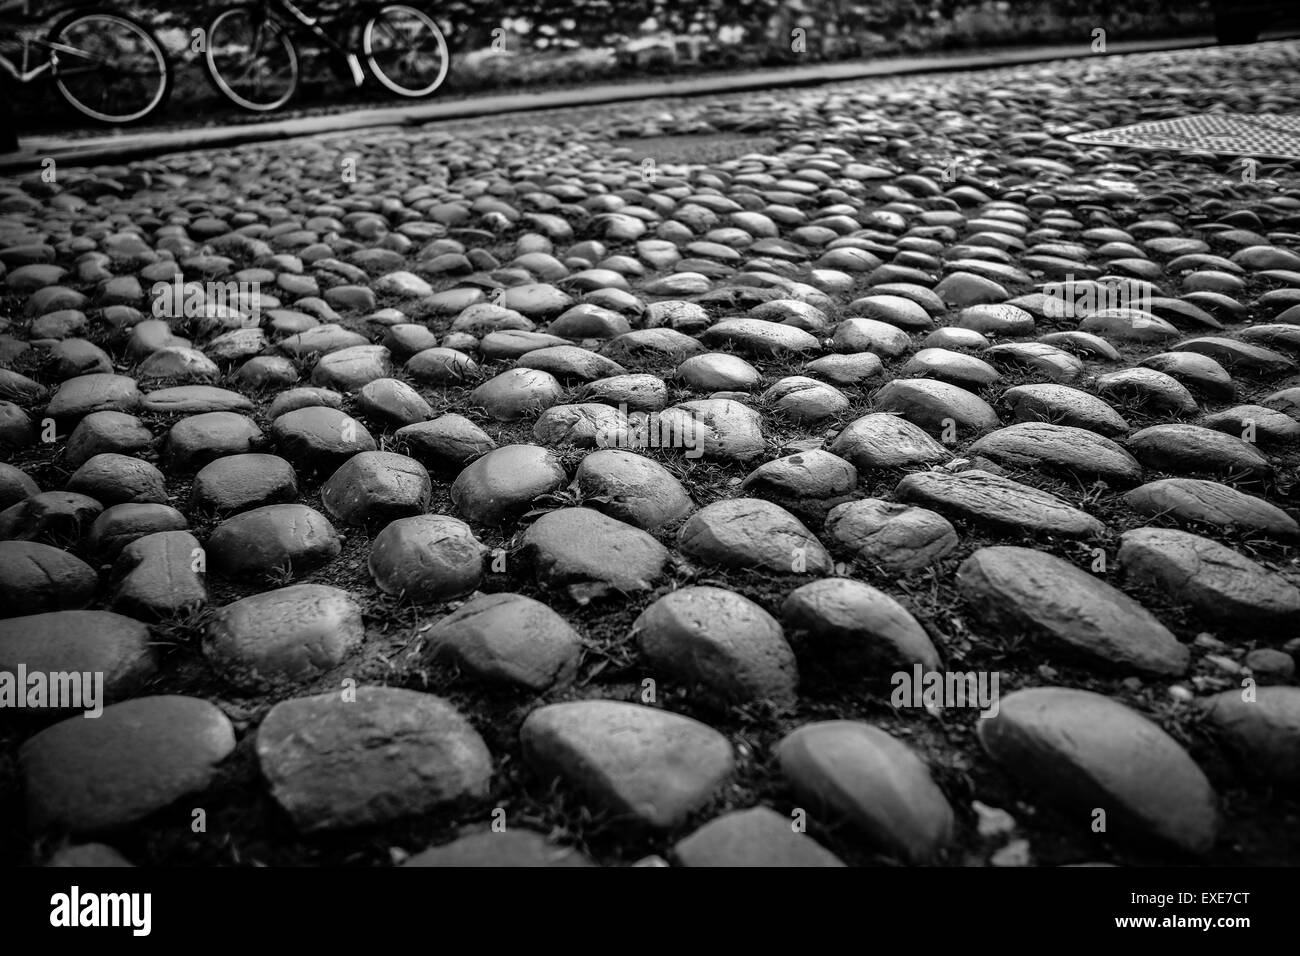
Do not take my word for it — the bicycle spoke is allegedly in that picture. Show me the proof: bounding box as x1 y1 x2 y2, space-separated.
206 9 297 111
366 6 448 96
53 13 168 122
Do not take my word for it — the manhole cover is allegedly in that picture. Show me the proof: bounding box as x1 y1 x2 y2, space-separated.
1067 113 1300 159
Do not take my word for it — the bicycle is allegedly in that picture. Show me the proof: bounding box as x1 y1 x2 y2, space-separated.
0 0 171 124
202 0 450 113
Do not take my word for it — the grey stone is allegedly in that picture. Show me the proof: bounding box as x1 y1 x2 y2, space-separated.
110 530 207 621
829 413 950 469
271 406 377 472
969 423 1142 484
21 696 236 833
522 507 669 602
368 514 485 602
256 687 492 832
978 688 1218 855
470 368 564 421
204 584 364 691
895 469 1104 538
65 412 153 468
824 499 958 571
1125 424 1271 478
0 610 154 706
572 449 693 529
633 586 798 708
395 414 496 470
783 578 941 674
66 453 167 505
405 830 592 867
957 546 1188 675
1001 384 1129 437
1201 687 1300 786
191 454 298 513
165 412 264 472
1119 527 1300 631
1124 478 1298 539
672 807 844 867
450 444 567 525
679 498 832 574
427 592 582 691
207 504 341 580
0 541 97 616
520 700 734 829
320 451 432 526
777 721 953 863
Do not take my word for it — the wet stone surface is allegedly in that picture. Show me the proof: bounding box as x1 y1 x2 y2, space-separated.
1 39 1299 867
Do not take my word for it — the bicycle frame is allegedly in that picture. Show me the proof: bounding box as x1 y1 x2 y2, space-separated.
250 0 371 86
0 34 112 84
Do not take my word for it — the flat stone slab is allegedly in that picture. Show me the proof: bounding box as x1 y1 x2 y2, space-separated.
970 423 1143 484
1001 383 1129 437
1124 478 1298 539
1125 424 1272 478
895 469 1105 538
1119 527 1300 631
957 546 1189 675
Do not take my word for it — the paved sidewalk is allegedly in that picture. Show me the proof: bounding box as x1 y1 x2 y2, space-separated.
0 34 1228 174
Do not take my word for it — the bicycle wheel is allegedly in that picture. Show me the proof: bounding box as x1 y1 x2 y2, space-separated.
363 5 449 97
205 5 299 112
48 10 171 124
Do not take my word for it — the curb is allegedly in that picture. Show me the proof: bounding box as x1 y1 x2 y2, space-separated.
0 34 1244 174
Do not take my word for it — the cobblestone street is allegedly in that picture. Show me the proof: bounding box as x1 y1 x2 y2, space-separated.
2 38 1300 867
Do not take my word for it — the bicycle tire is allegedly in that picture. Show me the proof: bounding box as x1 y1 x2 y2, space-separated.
205 5 300 112
47 10 172 124
363 5 449 98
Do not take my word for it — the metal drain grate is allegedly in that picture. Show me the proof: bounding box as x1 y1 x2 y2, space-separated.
1067 113 1300 160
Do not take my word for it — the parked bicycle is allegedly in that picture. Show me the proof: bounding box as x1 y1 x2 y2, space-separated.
203 0 450 112
0 0 171 124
